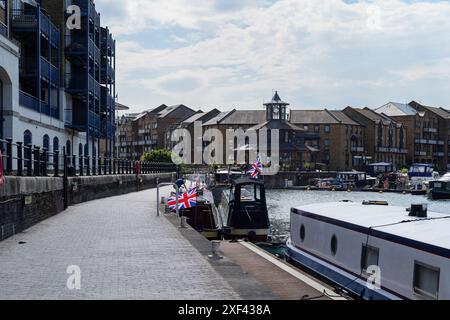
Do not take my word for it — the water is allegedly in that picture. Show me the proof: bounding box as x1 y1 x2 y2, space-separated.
266 190 450 240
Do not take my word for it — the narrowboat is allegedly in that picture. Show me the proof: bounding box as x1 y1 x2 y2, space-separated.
286 201 450 300
180 196 222 240
429 173 450 200
205 177 270 242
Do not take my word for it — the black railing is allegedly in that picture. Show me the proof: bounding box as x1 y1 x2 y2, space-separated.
0 138 177 178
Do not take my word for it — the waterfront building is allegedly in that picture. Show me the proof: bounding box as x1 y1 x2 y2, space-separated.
116 104 196 159
1 0 116 165
376 102 450 170
343 107 407 170
290 110 366 171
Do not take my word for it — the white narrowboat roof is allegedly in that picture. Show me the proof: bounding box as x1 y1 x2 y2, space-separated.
293 202 450 250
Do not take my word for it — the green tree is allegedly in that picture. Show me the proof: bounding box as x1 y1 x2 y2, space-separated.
141 149 173 163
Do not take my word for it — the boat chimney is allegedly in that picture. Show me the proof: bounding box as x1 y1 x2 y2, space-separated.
409 204 428 218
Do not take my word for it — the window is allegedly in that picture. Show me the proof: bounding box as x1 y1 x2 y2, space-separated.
53 137 59 153
43 135 50 151
361 244 379 272
413 262 440 299
299 225 305 242
66 140 71 156
314 126 320 133
330 235 338 256
304 125 309 132
325 125 330 133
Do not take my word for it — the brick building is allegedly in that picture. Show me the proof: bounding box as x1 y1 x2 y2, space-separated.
377 101 450 170
290 110 365 171
115 104 195 159
343 107 407 170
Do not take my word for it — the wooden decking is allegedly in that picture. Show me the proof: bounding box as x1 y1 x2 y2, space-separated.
221 241 346 300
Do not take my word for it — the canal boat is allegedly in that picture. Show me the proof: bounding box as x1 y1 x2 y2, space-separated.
429 173 450 200
408 164 439 196
286 201 450 300
336 171 367 189
206 177 270 242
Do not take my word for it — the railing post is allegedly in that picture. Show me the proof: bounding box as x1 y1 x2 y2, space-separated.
99 156 102 175
42 148 48 176
63 146 68 210
54 150 59 177
34 146 40 176
26 144 32 176
108 157 112 175
5 138 12 175
72 154 76 176
17 142 23 176
79 155 83 176
86 156 90 176
92 156 96 175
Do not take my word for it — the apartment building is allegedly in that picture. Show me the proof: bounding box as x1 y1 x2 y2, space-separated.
2 0 115 163
343 107 407 170
290 110 365 171
116 104 196 159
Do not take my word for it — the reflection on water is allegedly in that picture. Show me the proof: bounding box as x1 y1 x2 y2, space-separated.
267 190 450 239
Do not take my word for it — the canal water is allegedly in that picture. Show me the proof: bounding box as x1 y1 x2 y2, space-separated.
266 190 450 240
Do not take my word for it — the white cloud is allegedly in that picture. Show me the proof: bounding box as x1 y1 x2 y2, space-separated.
96 0 450 112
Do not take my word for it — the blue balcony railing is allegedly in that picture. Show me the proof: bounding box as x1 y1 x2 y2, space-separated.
89 112 100 128
0 22 7 38
40 57 50 80
19 91 39 112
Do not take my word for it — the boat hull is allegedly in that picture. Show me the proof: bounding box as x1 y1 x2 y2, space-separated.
285 240 401 300
429 190 450 200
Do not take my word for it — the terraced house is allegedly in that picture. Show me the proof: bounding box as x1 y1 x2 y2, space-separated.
343 107 407 170
290 110 365 171
377 101 450 171
0 0 116 167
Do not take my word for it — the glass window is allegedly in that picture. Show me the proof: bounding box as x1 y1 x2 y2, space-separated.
325 125 331 133
413 262 440 299
361 244 379 272
330 235 338 256
300 225 305 242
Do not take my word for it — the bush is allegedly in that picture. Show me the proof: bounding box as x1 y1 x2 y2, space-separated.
141 149 174 163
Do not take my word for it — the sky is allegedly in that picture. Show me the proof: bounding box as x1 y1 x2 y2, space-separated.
94 0 450 113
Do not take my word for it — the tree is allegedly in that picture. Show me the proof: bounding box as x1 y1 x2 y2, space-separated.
141 149 173 163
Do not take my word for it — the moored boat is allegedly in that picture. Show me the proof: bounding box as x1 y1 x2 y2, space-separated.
429 173 450 200
409 164 439 196
286 201 450 300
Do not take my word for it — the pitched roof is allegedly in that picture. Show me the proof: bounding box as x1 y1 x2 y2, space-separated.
202 111 235 126
349 107 396 125
249 120 304 131
409 101 450 119
219 110 267 125
376 102 417 117
290 110 359 125
264 91 289 106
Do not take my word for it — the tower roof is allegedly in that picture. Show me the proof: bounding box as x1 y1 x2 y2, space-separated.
264 91 289 106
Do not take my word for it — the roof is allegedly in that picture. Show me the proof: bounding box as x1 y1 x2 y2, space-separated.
264 91 289 106
219 110 266 125
232 177 265 186
375 102 417 117
249 120 305 131
410 101 450 119
290 110 359 125
203 111 235 126
181 112 206 124
293 202 450 252
348 107 397 125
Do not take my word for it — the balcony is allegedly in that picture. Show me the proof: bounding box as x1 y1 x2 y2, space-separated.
89 38 101 61
433 152 445 157
11 9 59 47
0 22 6 38
89 112 100 129
40 57 60 85
19 91 39 112
415 151 427 156
424 128 438 133
88 75 101 97
351 147 364 152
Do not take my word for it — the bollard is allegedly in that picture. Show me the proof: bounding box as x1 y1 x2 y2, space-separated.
208 241 223 260
180 216 188 229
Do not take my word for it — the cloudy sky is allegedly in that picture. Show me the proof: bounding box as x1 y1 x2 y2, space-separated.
95 0 450 113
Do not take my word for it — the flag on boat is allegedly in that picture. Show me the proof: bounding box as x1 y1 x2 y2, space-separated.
167 188 198 211
248 160 263 178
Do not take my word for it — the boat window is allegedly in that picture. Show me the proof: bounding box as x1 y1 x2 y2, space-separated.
413 261 440 300
361 244 379 272
330 235 338 256
240 184 262 202
300 225 305 242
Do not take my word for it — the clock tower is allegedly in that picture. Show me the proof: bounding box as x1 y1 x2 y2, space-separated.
264 91 289 121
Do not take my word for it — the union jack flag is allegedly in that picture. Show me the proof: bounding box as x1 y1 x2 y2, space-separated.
167 188 198 211
247 161 263 179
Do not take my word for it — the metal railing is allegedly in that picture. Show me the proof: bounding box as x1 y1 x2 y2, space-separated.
0 138 177 178
0 22 7 38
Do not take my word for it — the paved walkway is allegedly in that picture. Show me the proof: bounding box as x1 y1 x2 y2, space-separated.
0 188 240 300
